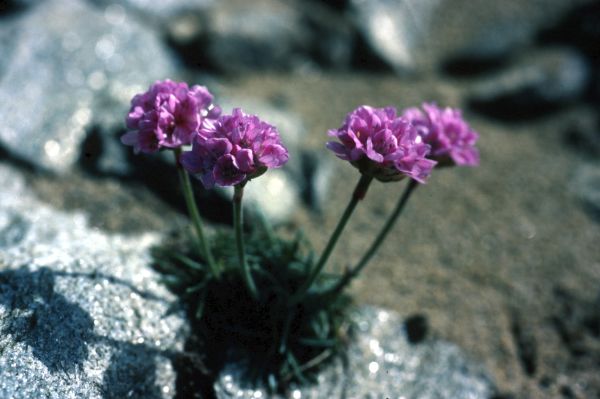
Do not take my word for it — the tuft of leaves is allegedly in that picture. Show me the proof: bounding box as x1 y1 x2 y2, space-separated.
152 225 352 393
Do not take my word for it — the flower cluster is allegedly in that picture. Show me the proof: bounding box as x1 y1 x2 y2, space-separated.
402 103 479 167
121 80 288 188
326 105 436 183
122 81 479 186
121 80 220 153
326 103 480 182
181 108 289 189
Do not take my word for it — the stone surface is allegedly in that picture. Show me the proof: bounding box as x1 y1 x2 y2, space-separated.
571 163 600 221
89 0 213 26
538 1 600 67
468 48 590 120
298 151 335 212
0 22 17 78
350 0 593 73
301 1 354 69
204 0 310 72
0 164 187 399
564 111 600 158
350 0 441 73
167 0 353 72
0 0 38 11
214 306 494 398
0 0 176 173
437 0 596 73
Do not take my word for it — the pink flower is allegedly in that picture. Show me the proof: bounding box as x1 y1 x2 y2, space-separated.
121 80 220 153
326 105 436 183
402 103 479 167
181 108 289 189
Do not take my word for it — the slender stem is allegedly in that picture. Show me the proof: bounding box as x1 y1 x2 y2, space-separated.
174 149 219 278
329 178 419 295
293 174 373 301
234 184 259 300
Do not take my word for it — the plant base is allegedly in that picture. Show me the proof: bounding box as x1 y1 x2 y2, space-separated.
152 227 352 395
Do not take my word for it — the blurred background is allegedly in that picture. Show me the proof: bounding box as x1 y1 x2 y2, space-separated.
0 0 599 398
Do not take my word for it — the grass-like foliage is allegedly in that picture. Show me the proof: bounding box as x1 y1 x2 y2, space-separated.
152 226 352 392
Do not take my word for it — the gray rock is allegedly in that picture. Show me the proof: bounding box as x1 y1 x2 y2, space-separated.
571 163 600 221
205 0 311 72
0 164 187 398
96 128 134 175
351 0 592 73
432 0 594 72
241 169 300 225
302 1 354 69
469 48 590 120
564 112 600 158
88 0 213 27
299 151 335 212
167 1 353 71
350 0 441 73
0 0 176 173
0 23 18 79
215 306 494 398
536 1 600 72
2 0 41 9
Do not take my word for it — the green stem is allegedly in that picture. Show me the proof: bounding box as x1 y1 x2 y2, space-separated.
234 184 259 300
293 174 373 302
330 178 418 295
174 149 219 278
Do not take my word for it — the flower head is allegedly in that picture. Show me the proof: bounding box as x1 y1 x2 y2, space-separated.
326 105 436 183
402 103 479 167
181 108 288 189
121 79 220 153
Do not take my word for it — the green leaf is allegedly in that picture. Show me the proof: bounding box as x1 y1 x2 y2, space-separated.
285 352 308 385
185 278 209 294
298 337 336 348
279 312 294 354
172 253 205 271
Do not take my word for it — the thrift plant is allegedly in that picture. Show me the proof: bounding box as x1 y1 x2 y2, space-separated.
326 105 436 183
122 79 480 392
121 79 220 153
402 103 480 167
181 107 289 189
